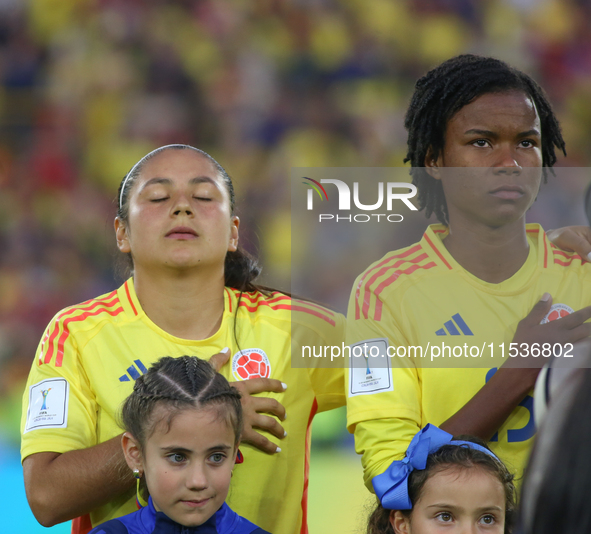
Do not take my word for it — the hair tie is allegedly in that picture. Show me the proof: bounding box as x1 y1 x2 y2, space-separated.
372 424 500 510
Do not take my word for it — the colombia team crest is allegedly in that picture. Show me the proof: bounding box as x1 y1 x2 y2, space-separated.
232 349 272 380
541 303 574 324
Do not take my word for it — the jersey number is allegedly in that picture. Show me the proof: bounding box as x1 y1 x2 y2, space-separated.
485 368 535 443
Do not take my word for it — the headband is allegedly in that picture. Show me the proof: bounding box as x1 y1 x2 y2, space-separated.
372 424 501 510
118 144 191 209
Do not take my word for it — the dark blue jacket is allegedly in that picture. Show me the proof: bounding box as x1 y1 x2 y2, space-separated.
88 498 271 534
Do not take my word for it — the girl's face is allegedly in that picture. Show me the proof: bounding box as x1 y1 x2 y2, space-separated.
139 406 237 527
115 149 239 274
391 466 505 534
426 90 543 229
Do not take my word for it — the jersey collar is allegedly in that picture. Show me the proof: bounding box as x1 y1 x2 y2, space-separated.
421 223 545 294
117 278 233 345
145 496 228 533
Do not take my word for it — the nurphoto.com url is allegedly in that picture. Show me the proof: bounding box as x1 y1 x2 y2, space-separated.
301 342 574 363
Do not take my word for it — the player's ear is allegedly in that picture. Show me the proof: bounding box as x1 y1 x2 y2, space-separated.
115 217 131 254
122 432 144 475
228 216 240 252
390 510 411 534
424 147 442 180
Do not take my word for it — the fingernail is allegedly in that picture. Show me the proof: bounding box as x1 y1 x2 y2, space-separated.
283 413 287 421
283 430 287 437
587 252 591 262
276 447 282 453
221 347 229 354
541 293 551 302
281 382 287 390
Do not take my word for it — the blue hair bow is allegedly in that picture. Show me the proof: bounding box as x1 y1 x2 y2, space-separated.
372 424 499 510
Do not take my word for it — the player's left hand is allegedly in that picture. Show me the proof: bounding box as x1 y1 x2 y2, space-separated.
208 348 287 455
546 226 591 261
231 377 287 454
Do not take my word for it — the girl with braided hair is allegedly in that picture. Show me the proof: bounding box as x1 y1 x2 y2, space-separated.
88 356 270 534
21 145 345 534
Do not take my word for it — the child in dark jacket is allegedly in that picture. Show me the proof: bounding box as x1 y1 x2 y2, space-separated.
89 356 270 534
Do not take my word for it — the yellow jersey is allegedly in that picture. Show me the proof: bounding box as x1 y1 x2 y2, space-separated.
21 279 345 534
346 223 591 488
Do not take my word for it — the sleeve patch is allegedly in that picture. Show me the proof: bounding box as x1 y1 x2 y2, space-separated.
348 338 394 397
24 378 69 433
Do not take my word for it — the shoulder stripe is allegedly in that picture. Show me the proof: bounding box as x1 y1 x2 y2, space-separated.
552 249 582 260
371 262 437 321
241 293 291 305
292 305 336 326
237 300 336 326
355 245 424 320
233 289 336 325
230 289 291 303
294 300 336 317
237 302 289 313
554 258 581 267
551 245 584 267
360 253 431 320
54 307 124 367
552 249 570 258
57 291 118 314
124 280 138 316
237 302 291 318
40 292 118 365
42 293 123 367
243 291 336 316
358 245 423 285
423 233 452 270
45 300 123 367
38 328 52 364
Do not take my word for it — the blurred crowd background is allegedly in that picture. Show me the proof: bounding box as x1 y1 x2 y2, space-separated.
1 0 591 531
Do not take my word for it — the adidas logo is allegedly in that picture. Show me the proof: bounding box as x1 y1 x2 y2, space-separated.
435 313 473 336
119 359 148 382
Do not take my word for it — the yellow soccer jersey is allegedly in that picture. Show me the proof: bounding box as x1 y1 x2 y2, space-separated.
21 279 345 534
346 223 591 489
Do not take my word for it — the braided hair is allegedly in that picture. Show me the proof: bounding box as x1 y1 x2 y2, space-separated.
404 54 566 224
121 355 243 450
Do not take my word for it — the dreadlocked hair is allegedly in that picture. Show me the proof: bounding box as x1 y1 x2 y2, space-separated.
367 436 516 534
121 355 243 450
404 54 566 225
